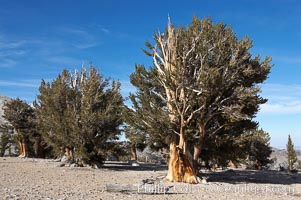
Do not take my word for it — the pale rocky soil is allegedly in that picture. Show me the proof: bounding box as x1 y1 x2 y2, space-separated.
1 157 301 200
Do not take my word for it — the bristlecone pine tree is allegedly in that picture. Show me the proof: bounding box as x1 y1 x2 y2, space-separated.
241 129 272 169
124 125 147 161
287 134 297 172
35 66 123 166
2 98 37 157
0 123 14 156
124 65 170 153
127 17 272 183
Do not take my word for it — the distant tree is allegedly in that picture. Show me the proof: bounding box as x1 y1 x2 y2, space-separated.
35 66 124 166
124 125 147 160
2 98 37 157
0 123 14 156
242 129 272 169
287 134 297 172
297 160 301 171
128 17 272 183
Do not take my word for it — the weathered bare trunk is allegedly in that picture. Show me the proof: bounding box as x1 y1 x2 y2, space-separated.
164 90 199 183
228 160 238 168
131 144 137 160
153 18 200 183
166 142 198 184
18 139 28 157
65 147 74 162
18 140 23 157
166 143 176 181
22 140 28 157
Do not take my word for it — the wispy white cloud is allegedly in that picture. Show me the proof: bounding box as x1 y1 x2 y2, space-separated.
46 56 81 66
0 80 40 88
0 59 18 68
0 40 26 49
273 56 301 64
259 83 301 114
100 28 110 34
88 24 111 35
59 27 101 49
261 103 301 114
0 35 26 68
0 50 26 57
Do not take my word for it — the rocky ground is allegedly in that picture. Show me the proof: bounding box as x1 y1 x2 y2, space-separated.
0 157 301 200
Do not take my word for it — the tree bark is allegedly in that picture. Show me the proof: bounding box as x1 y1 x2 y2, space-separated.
65 147 74 162
18 139 28 157
131 144 137 160
193 146 201 175
192 124 206 174
18 140 24 157
22 140 28 157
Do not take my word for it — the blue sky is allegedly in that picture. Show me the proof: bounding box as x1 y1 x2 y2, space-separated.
0 0 300 148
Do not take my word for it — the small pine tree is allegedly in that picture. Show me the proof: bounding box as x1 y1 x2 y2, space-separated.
0 123 14 156
245 129 272 169
124 125 147 161
3 98 38 157
287 134 298 172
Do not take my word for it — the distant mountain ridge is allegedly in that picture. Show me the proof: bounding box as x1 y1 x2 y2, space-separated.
0 94 11 125
271 147 301 163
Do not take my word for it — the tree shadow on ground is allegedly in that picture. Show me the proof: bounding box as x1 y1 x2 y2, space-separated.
204 169 301 185
102 161 167 171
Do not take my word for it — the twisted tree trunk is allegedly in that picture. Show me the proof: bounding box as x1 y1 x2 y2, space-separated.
166 143 198 183
152 18 200 183
131 144 137 161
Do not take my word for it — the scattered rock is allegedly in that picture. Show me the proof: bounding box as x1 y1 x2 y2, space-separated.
132 162 140 167
57 163 65 167
70 163 78 168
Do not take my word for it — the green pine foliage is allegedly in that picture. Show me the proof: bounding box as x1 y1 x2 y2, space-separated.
35 66 124 165
124 125 147 151
242 129 272 169
0 123 14 156
3 98 35 138
123 65 171 151
2 98 39 156
287 134 298 172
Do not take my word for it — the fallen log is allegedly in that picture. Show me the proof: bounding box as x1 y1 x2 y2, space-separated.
104 184 171 194
104 184 140 193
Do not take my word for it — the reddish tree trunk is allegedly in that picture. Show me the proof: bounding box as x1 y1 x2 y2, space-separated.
131 144 137 160
65 147 74 161
18 140 23 157
193 146 201 175
18 139 28 157
22 140 27 157
166 142 198 184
